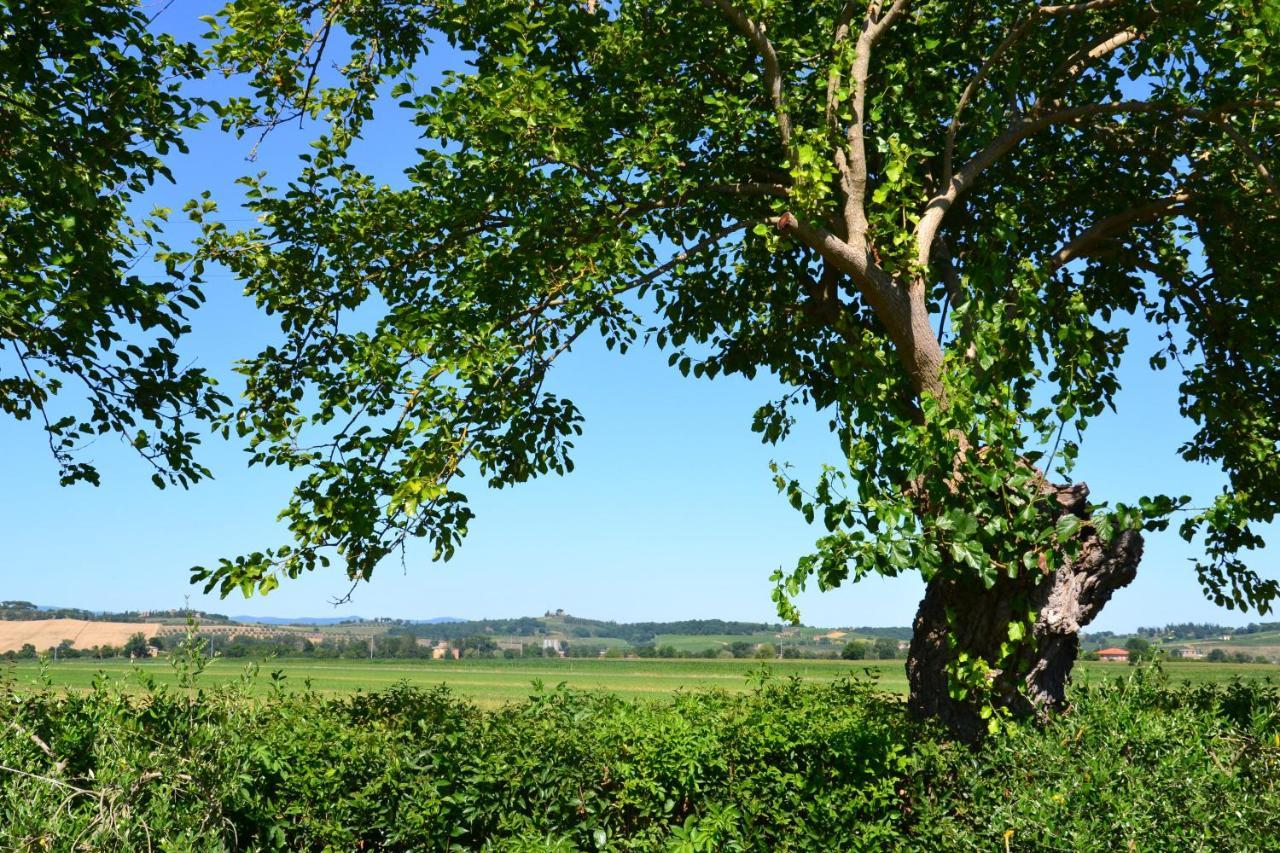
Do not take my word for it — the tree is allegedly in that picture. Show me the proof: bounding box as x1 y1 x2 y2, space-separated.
192 0 1279 737
1206 648 1228 663
1124 635 1152 664
872 637 901 661
123 631 148 658
841 640 867 660
0 0 227 487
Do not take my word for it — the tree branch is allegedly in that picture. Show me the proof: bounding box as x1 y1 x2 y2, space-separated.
702 0 793 156
9 340 68 473
774 213 911 342
708 181 791 199
1213 120 1280 204
918 99 1279 267
1048 192 1194 270
1054 26 1141 83
842 0 910 251
943 0 1131 185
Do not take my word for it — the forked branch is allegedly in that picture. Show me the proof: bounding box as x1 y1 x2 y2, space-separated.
943 0 1132 184
918 99 1280 267
839 0 910 256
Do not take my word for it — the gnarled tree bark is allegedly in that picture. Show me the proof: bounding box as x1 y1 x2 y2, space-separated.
905 481 1144 741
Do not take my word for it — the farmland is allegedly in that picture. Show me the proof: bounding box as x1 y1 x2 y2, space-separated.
0 618 163 654
6 656 1278 706
5 657 905 704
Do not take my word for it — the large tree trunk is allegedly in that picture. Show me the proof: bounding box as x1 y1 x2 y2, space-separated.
905 481 1144 741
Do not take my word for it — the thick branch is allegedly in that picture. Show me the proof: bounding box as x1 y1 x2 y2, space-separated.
775 215 905 321
1048 192 1194 270
775 213 945 398
842 0 910 251
1055 26 1141 82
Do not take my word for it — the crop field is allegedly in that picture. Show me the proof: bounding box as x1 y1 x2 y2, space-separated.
3 658 906 704
0 619 162 654
5 657 1277 706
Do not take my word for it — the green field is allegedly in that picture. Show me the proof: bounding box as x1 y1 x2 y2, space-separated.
2 658 906 705
5 657 1278 706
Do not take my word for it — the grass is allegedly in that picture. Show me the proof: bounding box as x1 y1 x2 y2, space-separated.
4 658 902 705
5 656 1279 707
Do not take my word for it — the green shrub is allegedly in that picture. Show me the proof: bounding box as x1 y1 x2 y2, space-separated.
0 665 1276 850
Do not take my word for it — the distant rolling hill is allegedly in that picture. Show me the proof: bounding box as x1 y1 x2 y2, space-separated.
232 616 365 626
232 615 465 626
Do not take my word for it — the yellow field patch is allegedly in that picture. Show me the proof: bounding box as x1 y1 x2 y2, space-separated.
0 619 160 653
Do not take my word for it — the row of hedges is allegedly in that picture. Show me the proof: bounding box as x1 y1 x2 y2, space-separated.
1 664 1278 850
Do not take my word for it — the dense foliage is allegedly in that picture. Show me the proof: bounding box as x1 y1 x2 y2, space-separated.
2 662 1278 850
189 0 1280 604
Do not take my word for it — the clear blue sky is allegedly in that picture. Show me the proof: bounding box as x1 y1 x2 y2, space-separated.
1 5 1272 631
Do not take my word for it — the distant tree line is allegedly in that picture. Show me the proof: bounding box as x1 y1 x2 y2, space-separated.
840 638 905 661
1135 622 1280 640
389 617 549 642
390 616 790 646
0 601 231 624
8 631 905 663
844 627 914 642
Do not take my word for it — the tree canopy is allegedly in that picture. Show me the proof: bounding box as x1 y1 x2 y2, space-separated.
5 0 1276 729
192 0 1278 619
0 0 228 486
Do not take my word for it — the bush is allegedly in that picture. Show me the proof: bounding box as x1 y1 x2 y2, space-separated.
0 665 1277 850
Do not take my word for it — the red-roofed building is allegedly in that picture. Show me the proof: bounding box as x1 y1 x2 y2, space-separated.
1096 647 1130 662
